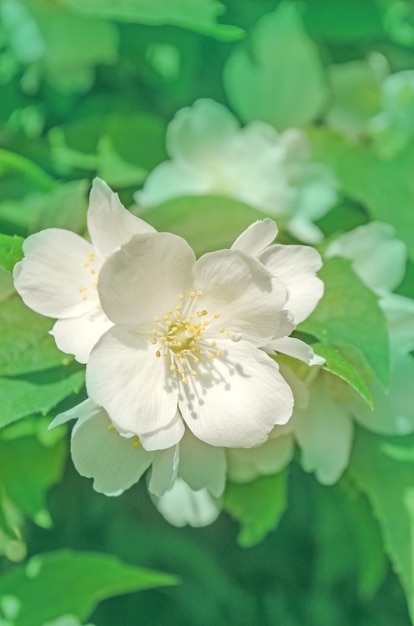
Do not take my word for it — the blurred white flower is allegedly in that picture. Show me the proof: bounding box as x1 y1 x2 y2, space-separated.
86 228 297 450
135 99 338 243
13 178 154 363
233 221 413 486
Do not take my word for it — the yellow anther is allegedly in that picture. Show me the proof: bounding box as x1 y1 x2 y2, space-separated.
170 363 176 371
196 290 203 297
219 327 225 333
151 329 157 335
190 370 197 376
79 286 87 292
178 294 184 301
216 350 223 357
88 252 94 261
107 424 115 432
214 313 220 319
155 350 161 357
175 305 181 311
83 262 89 268
179 357 186 364
226 331 233 338
153 317 160 323
181 377 189 384
211 341 217 347
189 291 196 298
167 309 173 315
133 436 140 449
178 367 185 375
91 269 96 275
197 309 208 317
208 352 214 359
163 315 169 321
193 357 200 363
151 338 157 345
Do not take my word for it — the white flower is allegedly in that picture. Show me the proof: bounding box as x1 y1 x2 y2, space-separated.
13 178 154 363
50 399 226 524
231 218 325 365
86 228 297 449
135 98 338 243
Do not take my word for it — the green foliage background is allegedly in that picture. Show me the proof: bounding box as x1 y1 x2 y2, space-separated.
0 0 414 624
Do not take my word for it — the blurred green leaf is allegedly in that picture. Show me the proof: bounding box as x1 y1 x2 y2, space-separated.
0 234 23 273
1 0 119 93
304 0 384 42
224 2 328 129
60 0 243 41
138 194 266 255
310 130 414 262
0 550 178 626
0 429 67 527
300 257 390 389
0 181 88 237
349 428 414 622
224 471 287 547
0 368 84 429
0 297 73 376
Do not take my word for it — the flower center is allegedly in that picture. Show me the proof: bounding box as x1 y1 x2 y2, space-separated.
150 290 226 384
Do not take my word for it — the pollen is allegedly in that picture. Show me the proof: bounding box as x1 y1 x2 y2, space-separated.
149 290 229 385
107 424 115 432
133 436 140 449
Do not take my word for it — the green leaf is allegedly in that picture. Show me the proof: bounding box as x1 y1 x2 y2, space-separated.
0 297 73 376
223 3 328 129
138 195 266 256
0 427 67 527
224 472 287 547
60 0 243 41
300 257 390 390
310 130 414 261
349 428 414 622
311 341 373 408
0 234 23 273
0 550 178 626
0 368 84 430
0 181 88 237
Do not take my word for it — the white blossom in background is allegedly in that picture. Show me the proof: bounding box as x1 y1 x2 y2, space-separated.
135 98 338 243
13 178 155 363
230 221 413 486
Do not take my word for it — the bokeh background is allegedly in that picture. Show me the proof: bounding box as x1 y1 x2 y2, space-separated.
1 1 414 624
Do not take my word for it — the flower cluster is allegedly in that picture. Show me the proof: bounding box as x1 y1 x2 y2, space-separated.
14 178 325 526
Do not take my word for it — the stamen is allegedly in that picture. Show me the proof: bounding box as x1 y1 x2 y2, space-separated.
133 436 140 449
107 424 115 432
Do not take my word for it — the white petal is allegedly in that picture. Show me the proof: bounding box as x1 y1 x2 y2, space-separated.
355 352 414 435
48 398 96 429
153 477 221 527
50 307 113 363
148 446 179 497
269 337 325 366
226 434 294 482
178 428 226 497
139 412 185 451
380 293 414 353
136 161 210 208
194 248 289 346
98 232 195 326
167 98 239 166
86 326 179 438
179 341 294 448
13 229 99 318
71 406 153 496
231 219 278 257
259 244 324 323
326 222 407 295
294 374 354 485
